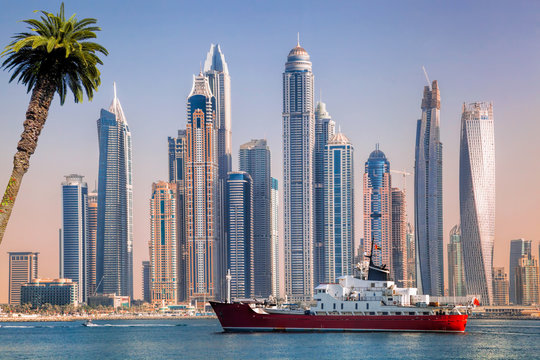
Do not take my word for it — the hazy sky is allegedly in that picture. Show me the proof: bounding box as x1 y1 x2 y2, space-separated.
1 0 539 302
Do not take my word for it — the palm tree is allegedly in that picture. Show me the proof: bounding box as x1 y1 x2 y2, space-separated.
0 3 107 244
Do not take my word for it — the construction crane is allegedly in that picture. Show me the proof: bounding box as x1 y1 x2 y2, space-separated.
391 169 412 194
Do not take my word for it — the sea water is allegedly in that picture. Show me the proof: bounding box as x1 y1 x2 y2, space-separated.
0 318 538 359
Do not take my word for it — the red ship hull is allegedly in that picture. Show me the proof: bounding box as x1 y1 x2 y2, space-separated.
210 301 468 333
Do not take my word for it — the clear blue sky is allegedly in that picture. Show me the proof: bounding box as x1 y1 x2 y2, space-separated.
1 0 539 301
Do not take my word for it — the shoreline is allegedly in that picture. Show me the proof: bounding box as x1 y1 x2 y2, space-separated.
0 314 217 322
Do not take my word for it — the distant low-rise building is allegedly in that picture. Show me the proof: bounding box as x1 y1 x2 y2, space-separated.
20 278 77 307
88 293 130 308
8 252 39 305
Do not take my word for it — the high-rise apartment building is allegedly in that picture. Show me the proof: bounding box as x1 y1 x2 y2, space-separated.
150 182 177 305
8 252 38 305
204 44 231 300
447 225 467 297
324 132 354 282
142 261 150 303
492 267 509 306
509 239 532 304
459 102 495 305
168 130 188 302
283 41 315 301
185 74 219 301
87 191 98 298
314 101 335 286
405 223 416 288
226 172 254 299
391 188 407 287
414 80 443 297
363 146 392 268
239 139 271 297
61 174 88 303
270 177 280 298
515 256 539 305
96 84 133 298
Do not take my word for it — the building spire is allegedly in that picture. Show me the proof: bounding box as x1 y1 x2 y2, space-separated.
113 82 117 101
297 32 300 46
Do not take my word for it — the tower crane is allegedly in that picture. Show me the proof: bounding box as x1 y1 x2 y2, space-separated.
390 169 412 194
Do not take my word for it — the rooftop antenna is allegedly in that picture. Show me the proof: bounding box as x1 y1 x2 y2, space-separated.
297 32 300 46
422 66 431 89
200 61 203 75
113 81 117 100
376 143 379 151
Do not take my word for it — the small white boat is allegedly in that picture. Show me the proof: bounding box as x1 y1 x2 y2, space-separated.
82 320 98 327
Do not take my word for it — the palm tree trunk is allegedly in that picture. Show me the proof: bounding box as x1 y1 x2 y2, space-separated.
0 76 56 245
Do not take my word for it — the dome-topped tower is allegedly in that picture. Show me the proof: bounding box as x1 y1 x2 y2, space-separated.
286 39 312 71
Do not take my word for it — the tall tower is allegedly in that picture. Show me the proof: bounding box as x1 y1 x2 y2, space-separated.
509 239 532 304
391 188 407 287
168 130 188 302
87 191 98 298
314 101 336 286
363 146 392 268
414 80 443 296
239 139 271 297
142 260 150 303
149 181 177 305
515 256 539 305
492 267 509 306
226 172 254 299
283 40 315 301
185 74 218 301
405 223 416 287
270 177 280 298
61 174 88 302
447 225 467 297
96 84 133 298
8 252 38 305
459 102 495 305
323 132 354 282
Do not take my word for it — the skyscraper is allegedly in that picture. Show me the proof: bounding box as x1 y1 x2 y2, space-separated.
283 41 315 301
61 174 88 302
150 182 177 305
391 188 407 287
87 191 98 298
96 84 133 298
270 177 280 298
492 267 509 306
509 238 532 304
204 44 231 300
460 102 495 305
515 256 539 305
8 252 38 305
447 225 467 297
414 80 443 297
168 130 188 302
226 172 254 299
324 132 354 282
314 101 335 286
239 139 271 297
405 223 416 287
142 260 150 303
185 74 218 301
363 146 392 268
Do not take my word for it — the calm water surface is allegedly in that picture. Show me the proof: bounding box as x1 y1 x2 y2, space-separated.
1 318 538 359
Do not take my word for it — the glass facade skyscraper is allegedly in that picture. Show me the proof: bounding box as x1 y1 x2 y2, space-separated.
447 225 467 297
96 84 133 298
283 41 315 301
314 101 335 286
363 146 392 268
150 182 177 305
226 172 254 299
414 80 443 296
323 133 354 282
391 188 407 287
270 177 280 298
459 102 495 305
509 238 532 304
185 74 218 301
61 174 88 302
239 139 271 297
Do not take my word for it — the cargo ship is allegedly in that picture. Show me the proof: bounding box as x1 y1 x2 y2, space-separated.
210 250 470 333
